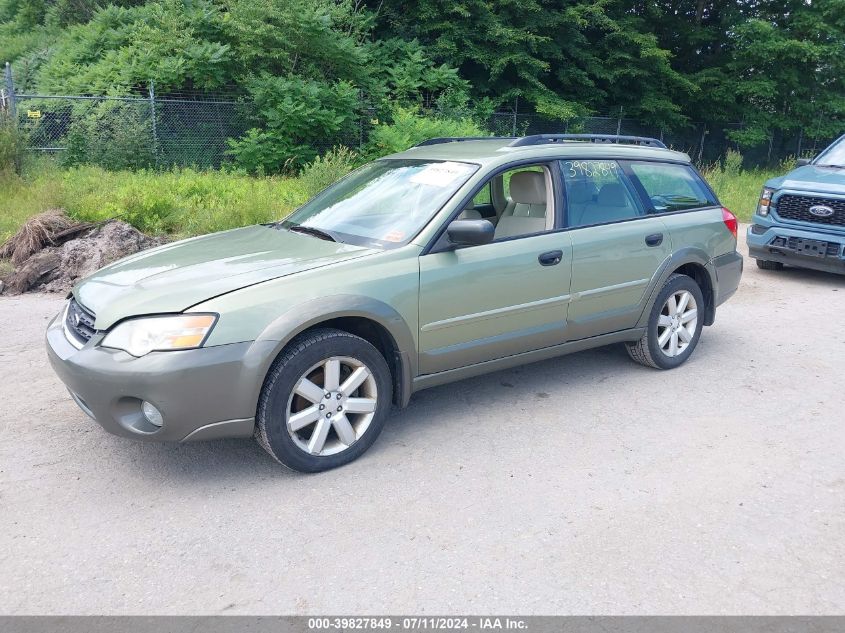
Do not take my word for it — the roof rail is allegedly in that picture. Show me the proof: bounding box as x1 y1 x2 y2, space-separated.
414 136 513 147
509 134 667 149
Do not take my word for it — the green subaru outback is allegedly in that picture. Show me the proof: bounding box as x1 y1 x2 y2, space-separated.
47 134 742 472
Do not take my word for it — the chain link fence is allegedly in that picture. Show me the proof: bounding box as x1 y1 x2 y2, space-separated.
2 65 841 170
3 86 251 169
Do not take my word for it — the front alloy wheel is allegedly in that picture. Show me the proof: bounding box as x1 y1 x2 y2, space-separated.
256 328 392 472
287 356 378 456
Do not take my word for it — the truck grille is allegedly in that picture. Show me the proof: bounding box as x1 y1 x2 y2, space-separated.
65 298 97 346
776 194 845 227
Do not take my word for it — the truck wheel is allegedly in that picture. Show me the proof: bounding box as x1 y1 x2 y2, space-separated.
626 273 705 370
255 328 392 473
755 259 784 271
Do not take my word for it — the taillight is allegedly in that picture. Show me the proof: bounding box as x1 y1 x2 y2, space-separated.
722 207 738 239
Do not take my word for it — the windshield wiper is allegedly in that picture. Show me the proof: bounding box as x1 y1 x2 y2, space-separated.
287 224 340 243
815 164 845 169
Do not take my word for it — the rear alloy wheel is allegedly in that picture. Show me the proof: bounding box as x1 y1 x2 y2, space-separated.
256 328 391 472
656 290 698 358
626 273 704 370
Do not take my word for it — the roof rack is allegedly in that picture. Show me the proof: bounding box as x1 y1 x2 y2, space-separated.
509 134 667 149
414 136 513 147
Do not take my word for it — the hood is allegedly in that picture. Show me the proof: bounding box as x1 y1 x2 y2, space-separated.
768 164 845 196
74 225 376 328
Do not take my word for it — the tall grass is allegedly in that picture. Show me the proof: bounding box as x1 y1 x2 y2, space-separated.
0 163 310 242
701 151 788 222
0 116 27 174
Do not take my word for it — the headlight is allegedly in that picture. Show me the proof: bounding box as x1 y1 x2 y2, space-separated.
757 187 775 216
101 314 217 357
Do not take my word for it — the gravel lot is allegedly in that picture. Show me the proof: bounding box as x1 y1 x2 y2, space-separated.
1 228 844 615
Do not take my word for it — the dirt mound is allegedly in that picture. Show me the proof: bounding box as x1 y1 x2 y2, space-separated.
0 216 163 295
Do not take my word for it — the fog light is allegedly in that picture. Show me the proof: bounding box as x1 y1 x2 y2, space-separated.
141 401 164 427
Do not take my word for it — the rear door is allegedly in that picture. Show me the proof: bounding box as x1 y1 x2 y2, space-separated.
562 159 672 340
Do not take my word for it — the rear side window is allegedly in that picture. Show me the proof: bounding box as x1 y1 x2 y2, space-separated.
628 162 717 213
560 160 643 228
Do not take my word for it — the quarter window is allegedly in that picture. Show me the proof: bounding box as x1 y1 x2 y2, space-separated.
561 160 643 228
628 162 716 213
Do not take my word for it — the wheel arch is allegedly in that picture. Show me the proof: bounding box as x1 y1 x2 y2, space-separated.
252 295 416 409
637 249 717 329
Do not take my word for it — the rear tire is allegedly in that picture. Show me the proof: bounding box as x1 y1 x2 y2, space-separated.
755 259 784 271
626 273 705 370
255 328 392 473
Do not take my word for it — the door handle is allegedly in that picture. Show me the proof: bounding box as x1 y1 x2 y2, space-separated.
538 250 563 266
645 233 664 247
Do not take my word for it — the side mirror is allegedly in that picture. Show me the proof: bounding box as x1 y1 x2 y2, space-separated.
446 219 495 247
796 157 812 167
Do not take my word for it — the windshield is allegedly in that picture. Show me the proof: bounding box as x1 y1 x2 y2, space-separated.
815 136 845 167
283 159 479 248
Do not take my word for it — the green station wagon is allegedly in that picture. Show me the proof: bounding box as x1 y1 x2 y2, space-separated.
47 134 743 472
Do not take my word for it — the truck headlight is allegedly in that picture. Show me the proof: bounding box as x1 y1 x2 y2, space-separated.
757 187 775 216
101 314 217 357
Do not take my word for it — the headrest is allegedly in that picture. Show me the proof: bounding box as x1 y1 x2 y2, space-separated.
596 183 629 207
510 171 546 205
567 179 597 204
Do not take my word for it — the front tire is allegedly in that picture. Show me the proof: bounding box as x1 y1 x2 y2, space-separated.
626 273 705 370
255 328 392 473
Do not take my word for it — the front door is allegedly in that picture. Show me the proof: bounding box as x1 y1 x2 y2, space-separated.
418 164 572 375
418 233 573 374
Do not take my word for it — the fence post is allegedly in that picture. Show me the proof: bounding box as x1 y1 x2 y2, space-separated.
616 106 623 137
4 62 16 119
697 124 706 164
148 80 159 166
512 97 518 137
796 128 803 158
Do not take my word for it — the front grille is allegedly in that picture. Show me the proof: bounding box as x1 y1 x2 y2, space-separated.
775 194 845 227
65 298 97 345
769 236 842 257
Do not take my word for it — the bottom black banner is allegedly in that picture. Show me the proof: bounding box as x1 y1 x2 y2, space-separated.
1 617 844 633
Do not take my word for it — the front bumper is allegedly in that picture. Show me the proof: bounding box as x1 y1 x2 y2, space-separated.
746 218 845 275
46 311 273 442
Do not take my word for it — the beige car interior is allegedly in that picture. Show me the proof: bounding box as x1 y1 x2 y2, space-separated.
457 167 554 240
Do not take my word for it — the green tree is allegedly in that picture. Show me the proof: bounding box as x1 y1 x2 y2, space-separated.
708 0 845 145
368 0 694 124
